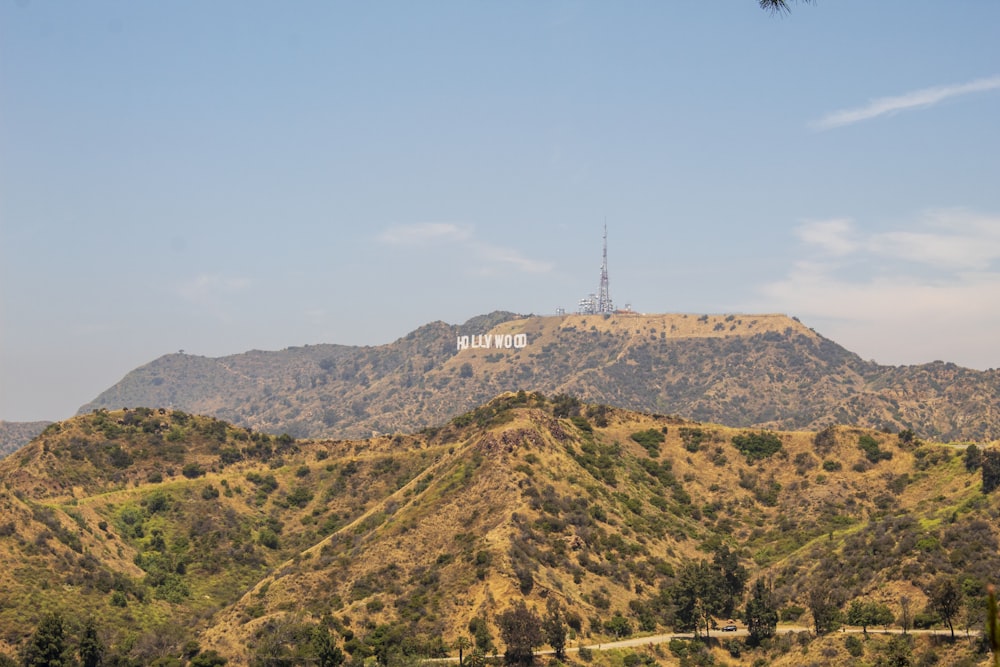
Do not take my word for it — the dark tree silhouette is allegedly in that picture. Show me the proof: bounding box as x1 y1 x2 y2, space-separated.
78 619 104 667
311 627 344 667
808 584 843 635
760 0 814 13
497 600 543 666
846 599 893 637
673 560 723 637
542 598 567 661
468 616 495 657
929 575 963 639
713 545 748 618
454 636 470 667
982 449 1000 493
21 613 70 667
745 578 778 645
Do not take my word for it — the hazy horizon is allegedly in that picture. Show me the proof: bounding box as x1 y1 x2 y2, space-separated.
3 1 999 422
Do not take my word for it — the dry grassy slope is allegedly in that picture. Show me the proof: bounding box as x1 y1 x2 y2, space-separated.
3 398 999 664
199 393 999 661
75 311 1000 444
200 400 698 661
0 409 449 659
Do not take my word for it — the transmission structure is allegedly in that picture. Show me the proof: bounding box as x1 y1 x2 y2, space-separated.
578 225 615 315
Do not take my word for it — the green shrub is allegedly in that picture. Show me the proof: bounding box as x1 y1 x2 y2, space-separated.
182 462 205 479
286 487 314 508
814 426 837 452
859 434 892 463
630 429 665 456
913 610 939 629
679 427 707 452
259 529 279 549
780 605 805 622
732 431 783 462
145 491 171 513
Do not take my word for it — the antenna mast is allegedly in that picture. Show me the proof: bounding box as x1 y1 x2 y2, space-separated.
597 223 613 314
576 223 615 315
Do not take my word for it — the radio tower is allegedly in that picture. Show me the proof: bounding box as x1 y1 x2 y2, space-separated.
596 224 613 314
576 224 615 315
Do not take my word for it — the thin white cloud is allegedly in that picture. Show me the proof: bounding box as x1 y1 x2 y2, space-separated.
750 210 1000 369
795 219 858 256
376 222 472 245
868 209 1000 270
812 75 1000 130
795 210 1000 270
175 273 251 306
376 222 552 275
469 242 553 275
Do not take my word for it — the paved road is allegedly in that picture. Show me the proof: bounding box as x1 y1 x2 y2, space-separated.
426 624 975 663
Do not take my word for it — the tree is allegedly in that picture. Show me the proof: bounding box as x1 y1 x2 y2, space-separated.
603 613 633 639
542 599 567 661
366 624 409 667
964 444 982 472
713 545 748 618
21 613 70 667
899 595 912 635
929 576 963 639
986 585 999 667
551 394 581 418
881 635 913 667
78 619 104 667
982 449 1000 494
760 0 814 13
311 627 344 667
466 648 488 667
808 584 843 635
846 599 893 637
454 636 471 667
745 578 778 646
468 616 495 657
672 560 724 638
497 600 543 666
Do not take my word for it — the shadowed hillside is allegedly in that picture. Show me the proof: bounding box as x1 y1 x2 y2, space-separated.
3 396 999 665
79 312 1000 442
0 420 50 458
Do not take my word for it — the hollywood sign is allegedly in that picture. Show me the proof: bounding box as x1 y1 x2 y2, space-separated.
456 333 528 351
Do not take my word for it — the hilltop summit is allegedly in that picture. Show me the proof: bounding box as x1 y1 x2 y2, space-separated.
77 312 1000 442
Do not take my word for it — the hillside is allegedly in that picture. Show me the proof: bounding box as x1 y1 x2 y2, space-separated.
79 312 1000 442
2 398 999 665
0 420 50 458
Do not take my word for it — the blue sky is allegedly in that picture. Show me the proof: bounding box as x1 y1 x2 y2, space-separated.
2 1 999 422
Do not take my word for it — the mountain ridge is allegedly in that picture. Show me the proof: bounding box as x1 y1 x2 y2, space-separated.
76 312 1000 443
0 420 51 458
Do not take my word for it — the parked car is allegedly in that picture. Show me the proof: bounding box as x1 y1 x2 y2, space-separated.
722 624 738 632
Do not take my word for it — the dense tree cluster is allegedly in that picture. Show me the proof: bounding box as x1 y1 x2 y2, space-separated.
671 546 749 637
